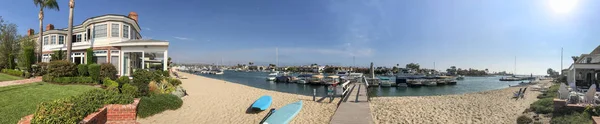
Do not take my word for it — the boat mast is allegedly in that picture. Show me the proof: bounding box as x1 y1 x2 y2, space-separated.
514 56 516 76
276 47 279 69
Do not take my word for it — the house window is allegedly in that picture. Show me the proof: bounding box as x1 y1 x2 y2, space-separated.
58 35 64 44
94 24 107 38
43 36 48 45
123 25 129 39
51 35 56 44
84 33 87 41
76 34 82 42
111 23 119 37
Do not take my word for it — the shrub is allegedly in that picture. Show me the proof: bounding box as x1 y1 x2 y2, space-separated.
100 63 118 80
121 83 138 97
116 76 130 87
86 48 94 64
137 94 183 118
42 75 54 82
551 111 592 124
149 79 176 94
47 60 77 77
24 71 31 78
77 64 88 76
167 78 182 86
517 115 533 124
132 70 154 96
19 47 35 71
51 77 95 84
88 64 101 82
31 62 48 76
531 98 554 114
2 69 24 77
31 89 133 124
103 78 119 91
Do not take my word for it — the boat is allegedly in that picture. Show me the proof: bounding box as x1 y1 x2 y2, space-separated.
276 75 293 83
335 71 349 77
214 70 224 75
499 76 522 81
379 77 393 87
266 73 278 81
262 101 303 124
436 76 456 85
309 74 324 84
422 77 437 86
407 77 424 87
251 95 272 111
456 75 465 80
323 75 340 85
296 74 312 84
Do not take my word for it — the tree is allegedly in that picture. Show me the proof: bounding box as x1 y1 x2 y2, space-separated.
248 62 254 66
406 63 420 70
86 48 94 64
446 66 457 75
572 56 580 63
33 0 60 62
0 18 21 69
18 37 36 71
392 66 399 74
66 0 74 61
50 50 64 61
547 68 559 78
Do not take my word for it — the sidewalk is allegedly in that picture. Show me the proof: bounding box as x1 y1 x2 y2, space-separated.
0 77 42 87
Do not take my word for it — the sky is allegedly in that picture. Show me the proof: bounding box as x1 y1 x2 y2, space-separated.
0 0 598 75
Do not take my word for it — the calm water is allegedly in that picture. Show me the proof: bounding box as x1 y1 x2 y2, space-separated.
195 70 525 97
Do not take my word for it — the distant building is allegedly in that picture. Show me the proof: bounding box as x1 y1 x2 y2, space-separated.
567 45 600 88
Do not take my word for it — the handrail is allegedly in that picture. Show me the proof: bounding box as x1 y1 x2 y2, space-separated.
341 80 351 96
363 76 369 87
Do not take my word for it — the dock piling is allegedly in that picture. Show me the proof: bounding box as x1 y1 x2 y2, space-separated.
313 89 316 101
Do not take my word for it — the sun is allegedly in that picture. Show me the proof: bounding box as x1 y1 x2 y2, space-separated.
548 0 579 14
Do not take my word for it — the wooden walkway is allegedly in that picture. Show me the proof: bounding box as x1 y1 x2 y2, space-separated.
330 83 373 124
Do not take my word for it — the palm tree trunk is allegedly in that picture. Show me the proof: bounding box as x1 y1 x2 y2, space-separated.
66 0 74 62
38 10 44 63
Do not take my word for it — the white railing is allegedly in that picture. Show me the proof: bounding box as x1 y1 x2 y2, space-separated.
341 80 351 96
363 76 369 87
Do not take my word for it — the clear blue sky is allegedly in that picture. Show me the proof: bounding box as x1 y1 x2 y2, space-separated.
0 0 598 75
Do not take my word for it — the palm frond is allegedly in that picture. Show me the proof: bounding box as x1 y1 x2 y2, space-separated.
44 0 60 11
33 0 43 7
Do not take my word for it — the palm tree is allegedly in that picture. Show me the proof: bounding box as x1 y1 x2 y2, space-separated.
572 56 580 63
66 0 74 62
33 0 60 63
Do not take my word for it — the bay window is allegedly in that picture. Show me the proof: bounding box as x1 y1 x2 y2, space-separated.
94 24 107 38
58 35 64 44
111 23 119 37
123 25 129 39
51 35 56 44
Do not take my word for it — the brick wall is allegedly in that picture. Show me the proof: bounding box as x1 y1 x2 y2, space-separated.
18 98 140 124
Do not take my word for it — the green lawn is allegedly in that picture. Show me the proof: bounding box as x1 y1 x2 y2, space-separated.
0 73 22 82
0 82 99 124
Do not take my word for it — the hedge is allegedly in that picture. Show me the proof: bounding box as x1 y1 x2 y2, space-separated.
100 63 117 80
103 78 119 91
88 64 100 82
121 83 138 97
31 89 133 124
2 69 24 77
42 75 54 82
51 77 95 84
86 48 94 64
137 94 183 118
47 60 77 77
116 76 130 87
31 62 48 76
77 64 88 76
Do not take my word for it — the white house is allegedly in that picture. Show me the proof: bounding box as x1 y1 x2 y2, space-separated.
29 12 169 76
567 45 600 88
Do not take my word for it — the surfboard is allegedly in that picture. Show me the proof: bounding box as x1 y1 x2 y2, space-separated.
251 95 272 111
263 101 303 124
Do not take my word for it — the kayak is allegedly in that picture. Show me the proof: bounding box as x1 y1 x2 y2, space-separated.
263 101 303 124
251 95 272 111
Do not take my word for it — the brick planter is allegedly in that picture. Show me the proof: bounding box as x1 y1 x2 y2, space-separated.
18 98 140 124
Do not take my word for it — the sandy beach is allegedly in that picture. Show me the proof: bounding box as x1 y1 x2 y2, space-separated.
138 71 337 124
370 80 551 124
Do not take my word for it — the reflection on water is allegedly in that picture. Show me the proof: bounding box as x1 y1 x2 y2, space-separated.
196 71 525 97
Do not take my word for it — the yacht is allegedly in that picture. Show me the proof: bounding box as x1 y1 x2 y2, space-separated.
309 74 324 84
296 74 312 84
323 75 340 85
335 71 349 77
214 70 224 75
266 73 277 81
379 77 393 87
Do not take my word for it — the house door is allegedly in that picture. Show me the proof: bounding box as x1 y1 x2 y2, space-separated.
588 73 593 87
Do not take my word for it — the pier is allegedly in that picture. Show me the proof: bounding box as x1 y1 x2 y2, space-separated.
330 77 373 124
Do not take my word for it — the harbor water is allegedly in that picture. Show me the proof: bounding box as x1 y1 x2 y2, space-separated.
195 70 526 97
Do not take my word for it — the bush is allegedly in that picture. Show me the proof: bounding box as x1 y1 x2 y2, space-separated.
88 64 100 82
31 89 133 124
19 47 35 71
47 60 77 77
116 76 130 87
167 78 182 86
51 77 95 84
551 111 592 124
86 48 94 64
137 94 183 118
2 69 24 77
31 62 48 76
77 64 88 76
121 83 138 97
100 63 118 80
516 115 533 124
103 78 119 90
149 79 176 94
132 70 154 96
42 75 54 82
531 98 554 114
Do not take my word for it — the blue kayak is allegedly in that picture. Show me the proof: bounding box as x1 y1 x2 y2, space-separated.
251 95 273 111
263 101 303 124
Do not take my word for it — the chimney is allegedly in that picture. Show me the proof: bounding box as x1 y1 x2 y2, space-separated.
128 12 138 22
27 29 35 36
46 24 54 31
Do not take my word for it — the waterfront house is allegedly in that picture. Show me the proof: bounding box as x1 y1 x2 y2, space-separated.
29 12 169 76
567 45 600 89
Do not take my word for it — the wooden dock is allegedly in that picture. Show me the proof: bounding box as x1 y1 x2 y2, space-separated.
330 82 373 124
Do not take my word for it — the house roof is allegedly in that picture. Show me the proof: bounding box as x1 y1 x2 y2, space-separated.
591 45 600 54
109 39 169 46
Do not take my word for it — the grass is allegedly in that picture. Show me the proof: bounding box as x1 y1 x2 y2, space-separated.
0 82 99 124
0 73 23 82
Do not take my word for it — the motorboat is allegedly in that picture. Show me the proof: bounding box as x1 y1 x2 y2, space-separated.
309 74 324 84
276 75 293 83
296 74 312 84
266 73 278 81
335 71 349 77
379 77 393 87
323 75 340 85
456 75 465 80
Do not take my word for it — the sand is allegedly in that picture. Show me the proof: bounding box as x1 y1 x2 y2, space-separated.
137 71 337 124
370 80 551 124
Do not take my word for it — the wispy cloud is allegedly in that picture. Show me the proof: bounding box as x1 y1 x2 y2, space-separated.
143 27 152 31
173 36 191 40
